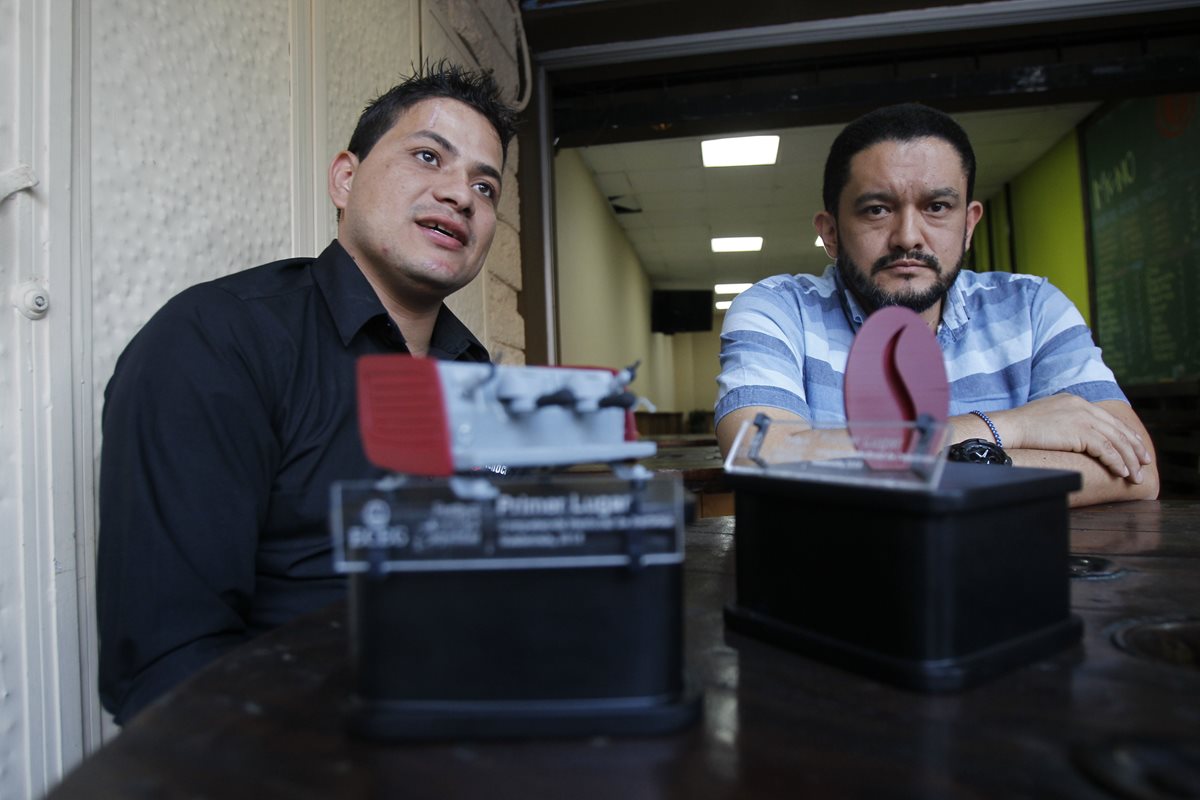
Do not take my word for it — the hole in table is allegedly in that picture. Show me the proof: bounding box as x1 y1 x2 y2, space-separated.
1068 555 1125 581
1074 737 1200 800
1110 617 1200 671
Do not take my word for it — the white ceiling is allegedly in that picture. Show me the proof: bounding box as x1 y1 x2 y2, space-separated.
573 102 1099 290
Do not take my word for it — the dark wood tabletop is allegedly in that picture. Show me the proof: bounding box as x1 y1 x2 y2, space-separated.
645 432 720 449
641 443 727 495
52 500 1200 799
570 441 726 490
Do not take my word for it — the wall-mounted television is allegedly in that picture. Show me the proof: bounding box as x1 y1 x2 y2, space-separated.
651 290 713 334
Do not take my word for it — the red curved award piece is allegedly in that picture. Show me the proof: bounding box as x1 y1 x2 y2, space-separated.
843 306 949 470
357 355 454 476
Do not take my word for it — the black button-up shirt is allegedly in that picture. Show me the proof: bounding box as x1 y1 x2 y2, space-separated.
98 241 488 724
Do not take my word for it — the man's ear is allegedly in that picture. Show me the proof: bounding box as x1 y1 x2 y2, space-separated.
328 150 359 213
813 211 839 260
963 200 984 250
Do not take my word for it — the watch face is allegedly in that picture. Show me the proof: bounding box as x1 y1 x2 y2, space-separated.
948 438 1013 466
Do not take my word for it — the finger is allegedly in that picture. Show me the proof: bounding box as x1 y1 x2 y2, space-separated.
1081 418 1144 482
1099 402 1152 465
1091 410 1151 475
1130 429 1152 464
1085 400 1154 466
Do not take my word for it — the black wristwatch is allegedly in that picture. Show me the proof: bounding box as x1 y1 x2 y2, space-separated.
947 438 1013 465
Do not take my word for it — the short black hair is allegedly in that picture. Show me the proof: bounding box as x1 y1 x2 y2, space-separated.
346 60 519 165
822 103 976 215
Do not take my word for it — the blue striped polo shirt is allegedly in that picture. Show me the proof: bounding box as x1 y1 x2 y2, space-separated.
715 265 1127 427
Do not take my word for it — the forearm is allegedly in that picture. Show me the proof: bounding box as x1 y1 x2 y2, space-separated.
97 496 257 723
1007 447 1159 507
717 406 810 457
949 398 1159 507
724 400 1159 507
104 630 251 725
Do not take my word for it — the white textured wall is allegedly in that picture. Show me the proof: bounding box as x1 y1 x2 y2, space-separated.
555 149 675 408
0 1 527 797
1 0 26 789
90 0 293 400
321 1 420 244
3 0 83 795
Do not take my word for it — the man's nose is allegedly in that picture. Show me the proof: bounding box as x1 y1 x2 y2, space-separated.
433 172 474 217
889 208 924 252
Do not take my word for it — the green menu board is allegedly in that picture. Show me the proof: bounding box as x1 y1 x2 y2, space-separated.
1083 94 1200 385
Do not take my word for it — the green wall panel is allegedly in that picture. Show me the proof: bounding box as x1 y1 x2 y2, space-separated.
1010 131 1091 324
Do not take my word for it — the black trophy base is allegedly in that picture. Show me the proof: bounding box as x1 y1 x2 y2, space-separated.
346 688 703 741
335 474 698 742
725 603 1083 692
726 462 1085 692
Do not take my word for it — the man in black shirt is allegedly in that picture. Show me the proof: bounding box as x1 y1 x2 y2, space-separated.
98 64 519 724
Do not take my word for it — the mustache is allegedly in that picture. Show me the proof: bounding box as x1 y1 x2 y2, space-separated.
870 250 940 275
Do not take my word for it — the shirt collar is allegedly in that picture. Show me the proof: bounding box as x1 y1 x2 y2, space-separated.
938 272 971 342
312 240 389 346
427 304 489 361
829 264 869 332
311 240 488 361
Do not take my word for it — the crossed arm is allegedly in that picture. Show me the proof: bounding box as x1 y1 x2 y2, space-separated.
717 394 1158 507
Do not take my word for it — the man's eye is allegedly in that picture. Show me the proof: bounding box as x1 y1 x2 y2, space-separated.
928 202 949 213
416 150 439 165
475 182 497 200
864 205 888 216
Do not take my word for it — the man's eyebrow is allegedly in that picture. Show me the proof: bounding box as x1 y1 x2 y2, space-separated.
852 187 962 206
853 191 898 206
475 161 503 185
413 129 503 185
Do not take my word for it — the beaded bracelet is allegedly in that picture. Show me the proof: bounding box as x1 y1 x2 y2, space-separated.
969 409 1002 448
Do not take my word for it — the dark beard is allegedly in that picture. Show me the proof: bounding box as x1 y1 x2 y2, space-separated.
837 247 963 315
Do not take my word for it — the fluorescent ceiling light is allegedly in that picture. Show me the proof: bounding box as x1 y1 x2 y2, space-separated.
711 237 763 253
715 300 733 310
702 135 780 167
714 283 752 295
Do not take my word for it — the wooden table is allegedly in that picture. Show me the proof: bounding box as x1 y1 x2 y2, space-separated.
645 432 719 449
52 501 1200 799
642 443 730 517
571 442 731 516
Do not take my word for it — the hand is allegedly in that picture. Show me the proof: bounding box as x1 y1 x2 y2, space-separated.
990 395 1152 482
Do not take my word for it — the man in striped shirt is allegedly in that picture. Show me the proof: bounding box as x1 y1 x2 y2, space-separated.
716 104 1157 507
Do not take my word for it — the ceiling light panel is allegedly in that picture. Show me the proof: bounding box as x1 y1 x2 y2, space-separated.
701 135 780 168
711 237 763 253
